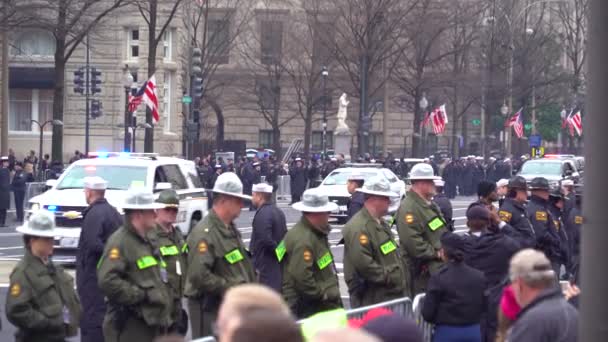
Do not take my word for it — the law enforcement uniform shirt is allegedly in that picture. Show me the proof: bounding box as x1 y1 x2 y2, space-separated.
498 198 536 248
527 196 562 262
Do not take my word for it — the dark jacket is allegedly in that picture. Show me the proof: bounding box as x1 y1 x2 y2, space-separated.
509 288 578 342
564 206 582 279
0 168 10 210
422 261 486 326
289 166 308 196
76 198 123 332
463 231 520 288
498 198 536 248
527 196 562 263
346 191 365 223
250 202 288 292
11 170 33 192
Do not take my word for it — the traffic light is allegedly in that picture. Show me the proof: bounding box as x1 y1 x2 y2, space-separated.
90 67 102 94
192 109 200 124
191 48 203 104
91 99 103 119
73 67 85 94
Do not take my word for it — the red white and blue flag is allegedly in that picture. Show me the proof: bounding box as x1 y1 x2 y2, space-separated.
430 104 448 134
127 75 160 123
567 111 583 136
505 108 524 139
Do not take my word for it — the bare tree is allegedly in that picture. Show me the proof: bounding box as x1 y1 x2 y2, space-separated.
181 0 254 148
555 0 588 103
12 0 131 161
307 0 418 155
135 0 184 152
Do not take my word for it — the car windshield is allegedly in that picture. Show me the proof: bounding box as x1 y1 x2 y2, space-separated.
323 170 378 185
57 165 148 190
520 162 562 176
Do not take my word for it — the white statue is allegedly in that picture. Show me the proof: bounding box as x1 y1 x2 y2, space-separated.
336 93 350 134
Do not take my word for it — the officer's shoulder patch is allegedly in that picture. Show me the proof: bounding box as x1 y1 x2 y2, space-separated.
498 210 512 222
536 211 548 221
303 249 313 262
10 283 20 297
358 233 369 245
575 216 583 225
198 241 208 254
108 247 120 260
405 213 415 224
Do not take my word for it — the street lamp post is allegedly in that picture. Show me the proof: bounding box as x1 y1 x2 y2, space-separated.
419 94 429 157
321 66 329 157
31 119 63 180
123 67 134 152
132 122 152 152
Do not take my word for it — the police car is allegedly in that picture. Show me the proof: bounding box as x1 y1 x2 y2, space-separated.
518 156 581 188
316 165 406 223
28 152 208 263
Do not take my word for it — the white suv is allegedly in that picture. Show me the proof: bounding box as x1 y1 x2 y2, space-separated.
28 152 208 263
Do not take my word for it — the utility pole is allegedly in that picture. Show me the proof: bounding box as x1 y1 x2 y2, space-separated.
321 66 328 157
581 1 608 340
84 34 91 155
1 19 8 156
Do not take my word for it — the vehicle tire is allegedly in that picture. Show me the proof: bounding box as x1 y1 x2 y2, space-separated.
188 214 201 235
337 217 347 225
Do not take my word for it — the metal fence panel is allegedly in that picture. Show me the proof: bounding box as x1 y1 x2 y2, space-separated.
277 175 291 201
413 293 433 342
345 297 413 320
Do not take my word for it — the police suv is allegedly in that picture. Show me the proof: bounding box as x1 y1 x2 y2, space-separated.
28 152 208 263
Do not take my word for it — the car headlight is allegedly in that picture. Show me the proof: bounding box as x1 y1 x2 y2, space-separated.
30 203 41 211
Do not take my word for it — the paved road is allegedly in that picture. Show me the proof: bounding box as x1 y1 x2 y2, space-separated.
0 196 477 340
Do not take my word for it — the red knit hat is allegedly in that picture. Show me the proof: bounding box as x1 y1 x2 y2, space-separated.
500 285 521 321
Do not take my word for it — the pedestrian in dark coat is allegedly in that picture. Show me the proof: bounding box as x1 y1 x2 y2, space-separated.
76 176 123 342
289 159 307 203
433 180 453 231
0 157 11 227
345 172 365 223
11 162 34 223
250 183 287 292
443 161 458 199
422 232 486 342
462 206 520 342
564 190 582 282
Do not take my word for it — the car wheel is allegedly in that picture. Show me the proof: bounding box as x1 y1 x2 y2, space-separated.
337 217 347 225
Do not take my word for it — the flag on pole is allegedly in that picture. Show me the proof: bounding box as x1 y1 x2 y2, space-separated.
568 111 583 136
505 108 524 139
128 84 145 114
143 75 160 123
421 111 431 128
430 104 448 134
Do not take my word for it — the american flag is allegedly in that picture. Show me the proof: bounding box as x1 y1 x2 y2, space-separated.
430 104 448 134
568 111 583 136
505 108 524 139
127 75 159 123
420 111 431 128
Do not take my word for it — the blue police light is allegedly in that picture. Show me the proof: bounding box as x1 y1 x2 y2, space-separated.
119 152 130 158
47 205 58 212
96 151 109 158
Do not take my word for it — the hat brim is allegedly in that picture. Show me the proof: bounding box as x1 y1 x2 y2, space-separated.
159 203 179 208
122 202 167 210
16 225 59 238
356 188 399 197
409 176 442 181
212 189 252 201
292 201 338 213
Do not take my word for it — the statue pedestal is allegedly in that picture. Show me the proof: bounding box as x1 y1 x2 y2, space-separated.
334 132 352 162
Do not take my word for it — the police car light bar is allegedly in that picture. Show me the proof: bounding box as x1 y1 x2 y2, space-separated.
87 152 159 159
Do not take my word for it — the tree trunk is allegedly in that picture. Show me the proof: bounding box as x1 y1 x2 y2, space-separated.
272 125 281 160
51 46 66 163
303 108 313 157
412 89 422 157
207 99 224 149
144 0 158 153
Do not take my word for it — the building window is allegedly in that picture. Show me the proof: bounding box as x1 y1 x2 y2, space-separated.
9 89 53 132
208 18 231 64
312 130 334 151
163 71 172 132
11 30 55 57
163 29 173 61
259 129 274 149
255 77 280 111
260 20 283 65
370 132 383 156
127 28 139 59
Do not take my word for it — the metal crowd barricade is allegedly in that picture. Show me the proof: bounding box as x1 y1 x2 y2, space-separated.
413 293 433 342
277 175 291 201
345 296 413 320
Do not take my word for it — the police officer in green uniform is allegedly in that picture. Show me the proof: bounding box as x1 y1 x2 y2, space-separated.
6 210 82 342
396 163 447 295
185 172 256 338
154 188 189 335
343 176 407 307
281 188 343 319
97 188 173 342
